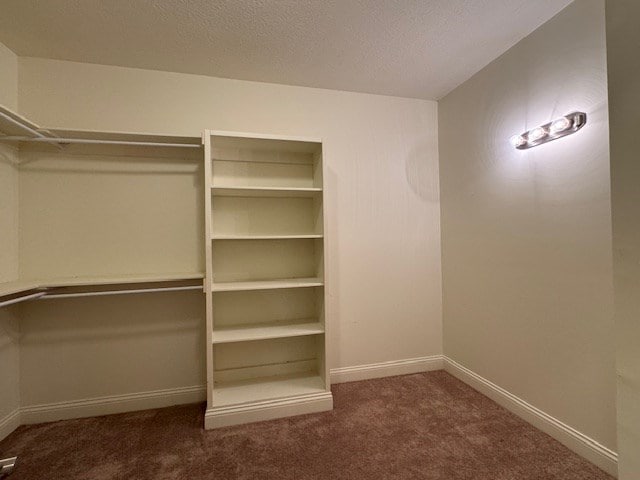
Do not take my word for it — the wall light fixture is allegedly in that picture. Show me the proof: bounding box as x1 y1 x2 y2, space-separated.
510 112 587 149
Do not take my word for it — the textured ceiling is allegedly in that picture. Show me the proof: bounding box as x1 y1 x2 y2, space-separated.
0 0 573 100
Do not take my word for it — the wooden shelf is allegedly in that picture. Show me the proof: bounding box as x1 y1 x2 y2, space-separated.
211 277 323 292
212 321 324 344
211 373 326 408
211 186 322 198
212 234 323 240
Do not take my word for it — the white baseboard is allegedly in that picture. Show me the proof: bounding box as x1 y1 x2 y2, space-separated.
6 355 617 478
205 392 333 429
20 385 206 425
330 355 443 384
443 356 618 477
0 409 20 442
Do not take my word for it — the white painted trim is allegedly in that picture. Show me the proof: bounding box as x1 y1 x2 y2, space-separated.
330 355 443 384
443 356 618 478
6 355 616 479
206 129 322 144
0 409 20 442
20 385 206 425
204 392 333 429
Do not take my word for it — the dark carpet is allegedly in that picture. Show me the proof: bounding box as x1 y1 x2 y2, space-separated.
0 371 613 479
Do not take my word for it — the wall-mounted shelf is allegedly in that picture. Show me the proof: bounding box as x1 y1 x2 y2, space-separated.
43 272 204 288
0 273 205 307
0 281 41 298
0 110 203 150
211 321 324 344
1 273 203 293
0 105 49 139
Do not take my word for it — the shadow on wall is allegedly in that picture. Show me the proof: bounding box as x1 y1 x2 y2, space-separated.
325 165 341 371
405 143 439 203
0 306 20 352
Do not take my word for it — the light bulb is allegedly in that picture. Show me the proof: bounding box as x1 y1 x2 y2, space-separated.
528 127 547 142
550 117 571 134
510 135 527 147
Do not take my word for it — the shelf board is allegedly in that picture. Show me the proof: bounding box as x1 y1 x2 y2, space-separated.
0 104 45 137
211 373 326 408
0 280 41 298
208 131 321 153
211 277 323 292
211 186 322 198
45 128 202 147
212 234 323 240
1 273 205 297
43 273 205 288
212 321 324 344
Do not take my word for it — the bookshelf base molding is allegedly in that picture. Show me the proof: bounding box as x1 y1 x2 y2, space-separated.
204 392 333 429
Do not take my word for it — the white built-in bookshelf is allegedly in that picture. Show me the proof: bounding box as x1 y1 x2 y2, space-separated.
203 131 333 429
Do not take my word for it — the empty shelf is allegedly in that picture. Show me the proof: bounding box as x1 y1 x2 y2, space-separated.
212 321 324 344
211 186 322 198
211 277 323 292
43 272 205 288
211 373 326 408
212 234 323 240
0 281 41 298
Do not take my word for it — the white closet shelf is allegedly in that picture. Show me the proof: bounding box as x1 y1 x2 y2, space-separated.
211 277 323 292
0 106 45 137
0 281 42 298
211 234 323 240
211 186 322 198
211 372 326 408
42 273 205 288
1 273 204 297
212 321 324 344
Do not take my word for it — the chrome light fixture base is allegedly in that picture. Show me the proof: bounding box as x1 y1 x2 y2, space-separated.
512 112 587 150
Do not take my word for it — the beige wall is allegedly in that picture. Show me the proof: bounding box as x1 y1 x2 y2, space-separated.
0 41 18 111
439 0 616 453
15 58 441 407
606 1 640 478
16 144 207 410
0 143 21 431
0 40 21 433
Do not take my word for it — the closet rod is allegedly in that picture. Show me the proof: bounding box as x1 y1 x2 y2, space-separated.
40 285 203 299
0 292 46 308
0 136 202 149
0 111 48 139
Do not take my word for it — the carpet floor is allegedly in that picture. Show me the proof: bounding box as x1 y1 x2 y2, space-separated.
0 371 612 480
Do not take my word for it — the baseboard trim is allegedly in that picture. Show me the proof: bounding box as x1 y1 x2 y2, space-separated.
330 355 443 384
20 385 206 425
8 356 616 477
0 409 20 442
205 392 334 429
443 356 618 477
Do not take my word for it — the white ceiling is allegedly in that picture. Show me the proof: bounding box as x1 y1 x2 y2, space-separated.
0 0 573 100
